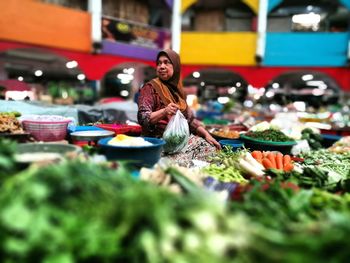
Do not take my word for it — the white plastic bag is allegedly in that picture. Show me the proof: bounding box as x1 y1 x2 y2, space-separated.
163 110 190 154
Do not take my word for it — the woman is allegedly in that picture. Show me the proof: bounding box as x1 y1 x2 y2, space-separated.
137 49 221 167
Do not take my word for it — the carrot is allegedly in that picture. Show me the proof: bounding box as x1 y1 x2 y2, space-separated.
283 155 292 167
251 151 263 163
284 162 294 172
267 152 277 169
262 158 275 170
276 152 284 170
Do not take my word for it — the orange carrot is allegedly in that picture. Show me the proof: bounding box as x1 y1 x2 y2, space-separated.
262 158 275 170
251 151 263 163
267 152 277 169
283 155 292 167
276 152 284 170
284 162 294 172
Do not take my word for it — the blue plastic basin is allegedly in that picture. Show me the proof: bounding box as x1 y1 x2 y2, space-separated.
98 137 165 168
219 139 244 151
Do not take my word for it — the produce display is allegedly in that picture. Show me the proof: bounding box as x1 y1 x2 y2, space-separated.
301 128 323 149
0 112 24 134
2 107 350 263
244 128 295 142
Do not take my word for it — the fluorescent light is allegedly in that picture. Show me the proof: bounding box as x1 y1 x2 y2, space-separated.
117 73 134 81
120 90 129 96
272 83 280 89
306 80 324 86
66 60 78 69
77 74 85 80
127 68 135 74
34 70 43 77
192 71 200 78
302 74 314 81
121 79 131 84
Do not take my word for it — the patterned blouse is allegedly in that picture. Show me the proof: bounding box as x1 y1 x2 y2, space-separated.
137 82 202 138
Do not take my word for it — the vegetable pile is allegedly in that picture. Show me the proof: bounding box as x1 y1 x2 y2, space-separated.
2 138 350 262
245 128 295 142
251 150 294 172
301 128 323 150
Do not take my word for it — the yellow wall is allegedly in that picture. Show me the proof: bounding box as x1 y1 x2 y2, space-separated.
242 0 259 14
180 32 257 66
182 0 259 13
181 0 197 13
0 0 91 52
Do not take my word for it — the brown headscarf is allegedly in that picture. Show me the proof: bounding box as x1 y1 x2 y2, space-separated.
150 49 187 112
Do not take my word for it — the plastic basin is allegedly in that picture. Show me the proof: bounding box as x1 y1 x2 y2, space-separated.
240 134 297 154
98 137 165 168
219 139 244 151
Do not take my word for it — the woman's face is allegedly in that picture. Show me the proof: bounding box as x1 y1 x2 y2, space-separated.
156 55 174 81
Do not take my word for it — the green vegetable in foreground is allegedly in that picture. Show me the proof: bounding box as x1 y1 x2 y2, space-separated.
1 139 350 262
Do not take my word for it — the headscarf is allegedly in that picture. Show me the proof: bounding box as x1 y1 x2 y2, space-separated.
150 49 187 112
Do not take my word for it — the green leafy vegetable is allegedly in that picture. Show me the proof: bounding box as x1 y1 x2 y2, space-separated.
245 129 295 142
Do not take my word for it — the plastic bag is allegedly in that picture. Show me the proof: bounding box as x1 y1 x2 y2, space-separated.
163 110 190 154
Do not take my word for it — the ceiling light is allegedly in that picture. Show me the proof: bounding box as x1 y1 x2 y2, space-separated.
117 73 134 81
34 70 43 77
121 79 131 84
120 90 129 97
127 68 135 74
302 74 314 81
272 83 280 89
77 74 85 80
192 71 200 78
66 60 78 69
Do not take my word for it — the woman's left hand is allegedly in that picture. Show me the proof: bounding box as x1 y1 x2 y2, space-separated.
205 134 221 150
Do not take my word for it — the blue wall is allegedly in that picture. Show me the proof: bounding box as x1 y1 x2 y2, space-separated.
264 33 349 66
268 0 350 11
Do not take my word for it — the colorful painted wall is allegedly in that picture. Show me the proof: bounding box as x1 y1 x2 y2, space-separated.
0 0 91 52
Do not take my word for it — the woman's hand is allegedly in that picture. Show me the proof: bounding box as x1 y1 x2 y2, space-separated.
205 133 221 150
196 126 221 150
164 103 178 116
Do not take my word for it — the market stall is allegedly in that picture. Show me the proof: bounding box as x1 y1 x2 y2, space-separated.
1 105 350 262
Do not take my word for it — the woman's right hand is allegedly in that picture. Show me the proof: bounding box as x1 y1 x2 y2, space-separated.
164 103 178 116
